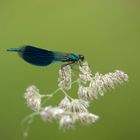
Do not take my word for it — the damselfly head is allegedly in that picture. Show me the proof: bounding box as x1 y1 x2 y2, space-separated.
78 54 84 61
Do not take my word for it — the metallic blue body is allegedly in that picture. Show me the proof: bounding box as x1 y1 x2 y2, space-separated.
68 53 79 60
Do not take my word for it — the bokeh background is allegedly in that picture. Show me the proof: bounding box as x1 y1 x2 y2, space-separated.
0 0 140 140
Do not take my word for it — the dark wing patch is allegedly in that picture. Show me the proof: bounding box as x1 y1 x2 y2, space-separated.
19 45 55 66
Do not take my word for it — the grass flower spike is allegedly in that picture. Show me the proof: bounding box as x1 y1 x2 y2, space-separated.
22 60 128 136
24 85 41 111
58 65 72 90
78 61 92 84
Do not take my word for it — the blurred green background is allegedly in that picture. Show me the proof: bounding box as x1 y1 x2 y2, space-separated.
0 0 140 140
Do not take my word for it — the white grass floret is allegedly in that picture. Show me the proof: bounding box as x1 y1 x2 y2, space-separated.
77 112 99 124
58 65 72 90
78 61 92 84
69 99 89 113
59 115 75 129
40 106 64 122
59 96 71 110
24 85 41 111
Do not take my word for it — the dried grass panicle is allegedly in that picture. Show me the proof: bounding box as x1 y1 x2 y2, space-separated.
23 61 128 132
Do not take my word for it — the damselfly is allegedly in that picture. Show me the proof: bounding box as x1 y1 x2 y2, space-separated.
7 45 84 68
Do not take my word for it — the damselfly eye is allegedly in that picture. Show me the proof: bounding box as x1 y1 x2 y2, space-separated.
79 54 84 61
